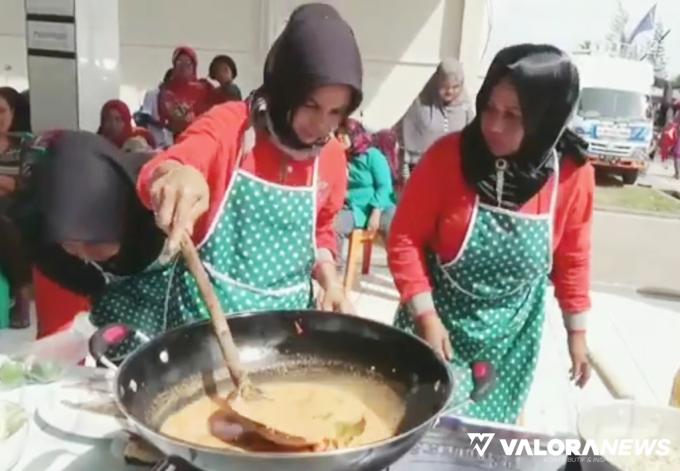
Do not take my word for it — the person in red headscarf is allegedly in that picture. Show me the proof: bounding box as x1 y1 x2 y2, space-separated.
98 99 133 148
158 46 213 137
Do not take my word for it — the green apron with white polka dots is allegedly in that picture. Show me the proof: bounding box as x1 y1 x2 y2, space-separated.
90 130 316 359
90 258 182 360
168 147 317 319
394 158 559 424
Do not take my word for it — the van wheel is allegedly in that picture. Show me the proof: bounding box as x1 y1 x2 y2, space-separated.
622 171 638 185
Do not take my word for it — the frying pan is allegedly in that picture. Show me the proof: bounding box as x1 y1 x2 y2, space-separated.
90 310 456 470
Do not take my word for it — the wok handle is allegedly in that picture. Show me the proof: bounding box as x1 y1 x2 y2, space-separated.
89 323 150 371
470 361 496 403
179 234 247 390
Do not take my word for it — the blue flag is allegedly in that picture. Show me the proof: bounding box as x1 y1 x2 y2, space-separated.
628 4 657 43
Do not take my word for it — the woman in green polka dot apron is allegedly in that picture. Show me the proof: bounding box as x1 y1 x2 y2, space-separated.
91 127 316 359
394 155 559 424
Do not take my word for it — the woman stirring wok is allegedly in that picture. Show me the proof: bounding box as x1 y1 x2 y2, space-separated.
388 44 594 424
136 4 360 317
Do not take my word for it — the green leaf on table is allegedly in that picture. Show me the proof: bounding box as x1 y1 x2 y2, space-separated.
24 358 64 383
0 402 27 441
0 360 25 390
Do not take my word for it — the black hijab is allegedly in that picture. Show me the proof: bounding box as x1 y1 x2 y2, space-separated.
258 3 363 151
460 44 587 209
12 131 164 296
263 3 342 85
40 131 134 244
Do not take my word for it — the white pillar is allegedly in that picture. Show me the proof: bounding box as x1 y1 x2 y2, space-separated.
24 0 120 133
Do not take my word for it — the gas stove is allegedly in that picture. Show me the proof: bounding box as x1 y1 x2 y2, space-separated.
150 416 621 471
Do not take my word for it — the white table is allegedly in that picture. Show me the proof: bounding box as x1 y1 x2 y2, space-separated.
0 368 135 471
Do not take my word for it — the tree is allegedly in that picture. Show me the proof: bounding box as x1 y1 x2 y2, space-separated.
646 21 669 78
672 74 680 89
578 40 593 52
606 0 629 55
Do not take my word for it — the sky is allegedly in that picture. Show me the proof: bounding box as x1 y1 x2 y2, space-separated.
483 0 680 78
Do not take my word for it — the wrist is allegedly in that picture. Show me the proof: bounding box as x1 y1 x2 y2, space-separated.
415 309 437 319
567 330 587 338
563 310 588 332
414 310 439 328
152 160 181 180
324 281 343 292
408 292 436 319
319 272 343 292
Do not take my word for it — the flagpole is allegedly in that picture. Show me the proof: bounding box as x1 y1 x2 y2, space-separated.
640 28 670 61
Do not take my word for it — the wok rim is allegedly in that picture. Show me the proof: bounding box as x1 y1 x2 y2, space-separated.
113 310 454 459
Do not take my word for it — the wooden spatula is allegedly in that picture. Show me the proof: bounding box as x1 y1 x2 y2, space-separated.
179 234 318 449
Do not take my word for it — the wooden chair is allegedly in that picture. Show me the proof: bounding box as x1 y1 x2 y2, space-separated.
342 229 381 292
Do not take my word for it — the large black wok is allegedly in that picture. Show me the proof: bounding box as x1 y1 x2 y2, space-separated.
105 310 453 471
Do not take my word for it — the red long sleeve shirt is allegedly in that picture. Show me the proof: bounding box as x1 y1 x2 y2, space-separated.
387 133 594 315
137 102 347 259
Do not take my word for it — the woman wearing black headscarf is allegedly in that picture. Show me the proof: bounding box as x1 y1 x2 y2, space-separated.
11 130 165 339
130 4 361 338
388 44 594 424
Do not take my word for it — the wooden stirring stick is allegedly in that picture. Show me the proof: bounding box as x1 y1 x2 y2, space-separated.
179 234 318 449
179 233 248 392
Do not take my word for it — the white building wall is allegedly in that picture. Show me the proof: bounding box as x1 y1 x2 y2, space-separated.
0 0 30 92
0 0 489 131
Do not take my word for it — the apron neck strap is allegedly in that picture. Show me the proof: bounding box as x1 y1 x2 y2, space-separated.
549 151 560 214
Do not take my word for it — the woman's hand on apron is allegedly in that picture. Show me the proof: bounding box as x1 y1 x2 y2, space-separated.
415 311 453 361
317 283 356 315
568 332 591 388
150 161 210 252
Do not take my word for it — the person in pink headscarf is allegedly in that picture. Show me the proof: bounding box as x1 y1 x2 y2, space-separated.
158 46 213 136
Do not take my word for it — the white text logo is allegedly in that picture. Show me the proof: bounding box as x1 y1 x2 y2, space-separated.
466 434 672 458
468 433 495 457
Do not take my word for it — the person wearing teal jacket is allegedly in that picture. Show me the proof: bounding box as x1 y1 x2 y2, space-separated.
335 119 396 254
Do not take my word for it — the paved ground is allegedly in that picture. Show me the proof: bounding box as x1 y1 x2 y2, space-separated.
591 210 680 294
638 160 680 193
